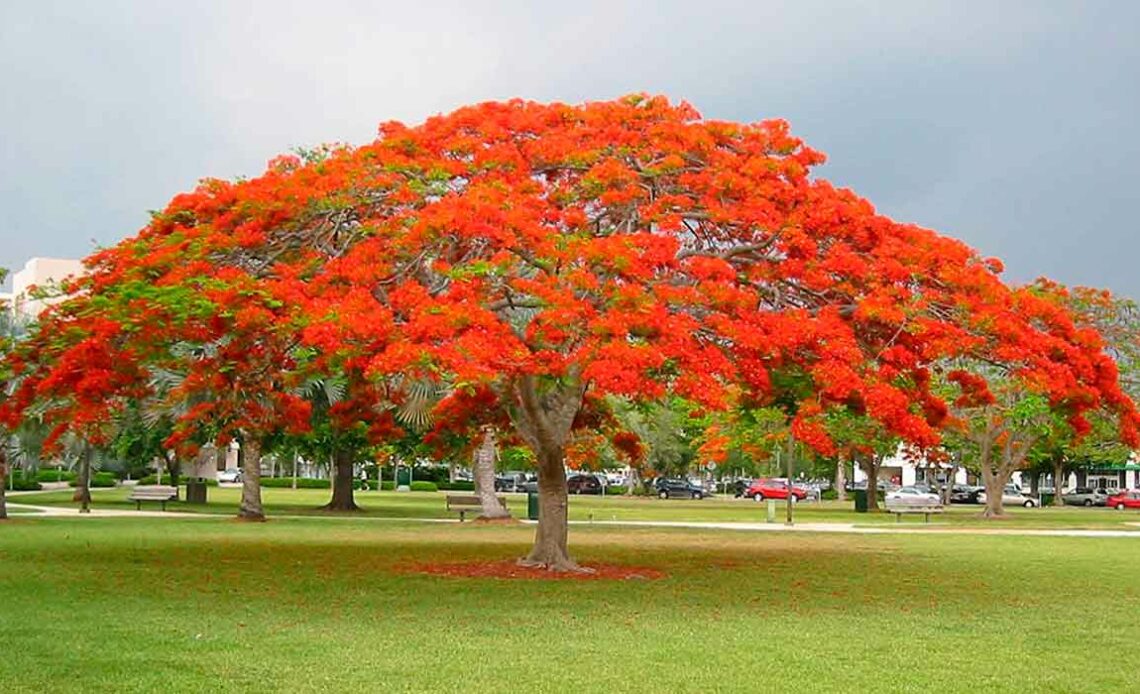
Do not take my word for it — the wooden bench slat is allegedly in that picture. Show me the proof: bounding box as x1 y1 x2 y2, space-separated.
445 494 507 522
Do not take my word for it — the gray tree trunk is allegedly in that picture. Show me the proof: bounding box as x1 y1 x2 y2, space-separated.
981 465 1009 518
1053 459 1065 508
0 448 8 520
512 374 587 572
73 446 92 513
238 435 265 520
474 427 510 519
835 458 847 502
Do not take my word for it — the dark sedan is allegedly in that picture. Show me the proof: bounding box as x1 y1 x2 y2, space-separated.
566 474 604 495
654 478 706 499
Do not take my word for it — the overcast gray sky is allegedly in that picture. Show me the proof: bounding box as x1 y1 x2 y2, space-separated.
2 1 1137 296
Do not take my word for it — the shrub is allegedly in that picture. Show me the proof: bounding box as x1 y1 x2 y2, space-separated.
409 481 438 492
182 478 219 487
261 477 330 489
9 475 43 491
91 473 118 488
135 474 202 486
69 473 118 488
820 489 838 501
35 469 76 483
605 485 629 495
438 481 475 492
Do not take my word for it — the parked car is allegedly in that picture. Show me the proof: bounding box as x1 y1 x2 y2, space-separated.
728 479 750 498
1062 487 1108 507
566 474 604 495
977 485 1038 508
949 485 984 504
654 478 706 499
745 478 808 502
217 469 243 484
885 486 942 507
1107 490 1140 510
494 472 532 492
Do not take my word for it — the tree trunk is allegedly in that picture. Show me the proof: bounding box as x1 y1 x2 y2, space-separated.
166 451 180 499
0 448 8 521
322 448 359 511
981 465 1007 518
238 435 265 521
73 446 92 513
474 427 510 519
941 465 957 505
785 435 795 525
449 459 458 483
858 455 881 511
512 374 587 572
521 443 574 568
1053 459 1065 508
835 458 847 502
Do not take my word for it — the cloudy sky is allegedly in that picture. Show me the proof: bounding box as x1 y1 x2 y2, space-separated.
2 1 1137 296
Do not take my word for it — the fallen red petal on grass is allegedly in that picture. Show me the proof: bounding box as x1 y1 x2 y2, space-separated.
397 560 666 581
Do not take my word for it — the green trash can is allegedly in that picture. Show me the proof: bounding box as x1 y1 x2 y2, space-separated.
854 488 868 513
527 492 540 520
1040 492 1054 506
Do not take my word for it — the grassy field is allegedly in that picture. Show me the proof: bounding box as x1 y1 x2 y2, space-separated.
0 516 1137 693
10 486 1140 529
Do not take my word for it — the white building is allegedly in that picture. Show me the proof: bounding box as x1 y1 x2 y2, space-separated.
851 451 1140 492
6 257 84 318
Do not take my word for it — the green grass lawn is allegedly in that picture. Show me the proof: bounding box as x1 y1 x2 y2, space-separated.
10 486 1140 530
0 516 1137 693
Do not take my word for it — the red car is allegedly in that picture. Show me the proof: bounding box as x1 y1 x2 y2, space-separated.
1107 490 1140 510
745 478 808 502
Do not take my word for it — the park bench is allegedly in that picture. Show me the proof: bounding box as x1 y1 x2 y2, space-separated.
445 494 507 522
884 502 944 523
127 485 179 511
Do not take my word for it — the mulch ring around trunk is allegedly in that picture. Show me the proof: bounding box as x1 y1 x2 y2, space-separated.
397 560 667 581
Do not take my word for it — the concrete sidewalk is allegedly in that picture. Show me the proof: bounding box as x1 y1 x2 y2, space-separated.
7 502 1140 538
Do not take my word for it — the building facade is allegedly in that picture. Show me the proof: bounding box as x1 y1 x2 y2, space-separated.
6 257 84 319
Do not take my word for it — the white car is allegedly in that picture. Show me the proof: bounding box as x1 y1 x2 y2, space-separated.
976 486 1037 508
885 486 942 507
217 469 243 484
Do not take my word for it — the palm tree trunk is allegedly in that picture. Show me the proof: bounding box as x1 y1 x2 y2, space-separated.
238 435 265 521
0 448 9 521
73 446 92 513
474 427 510 519
1053 459 1065 508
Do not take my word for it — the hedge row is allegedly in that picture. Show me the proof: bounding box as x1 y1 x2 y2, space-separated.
437 481 475 491
68 473 118 488
7 476 43 491
261 477 329 489
35 469 76 482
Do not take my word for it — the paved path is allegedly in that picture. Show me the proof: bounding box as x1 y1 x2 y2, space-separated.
7 502 1140 538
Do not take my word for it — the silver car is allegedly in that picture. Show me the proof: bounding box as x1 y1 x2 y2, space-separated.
1061 487 1107 507
885 486 942 507
977 485 1037 508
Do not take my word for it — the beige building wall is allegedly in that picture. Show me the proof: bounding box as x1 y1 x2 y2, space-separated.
9 257 84 318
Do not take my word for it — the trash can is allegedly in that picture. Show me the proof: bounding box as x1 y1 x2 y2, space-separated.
527 491 540 520
854 488 868 513
1040 493 1054 506
185 479 208 504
